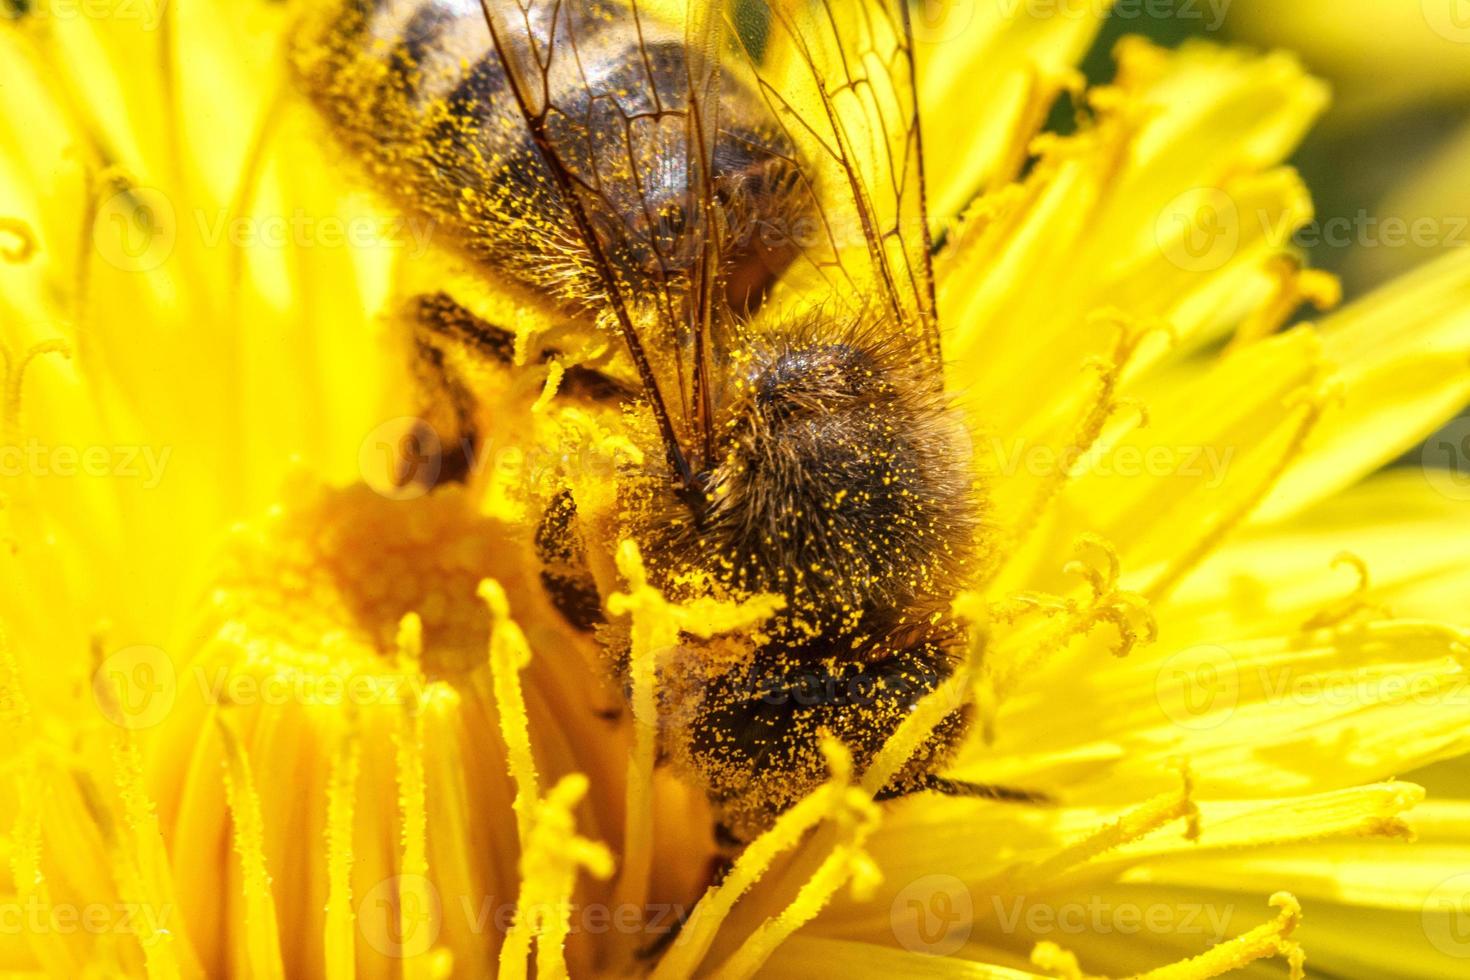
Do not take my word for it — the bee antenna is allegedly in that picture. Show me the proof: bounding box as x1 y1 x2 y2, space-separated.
876 775 1055 806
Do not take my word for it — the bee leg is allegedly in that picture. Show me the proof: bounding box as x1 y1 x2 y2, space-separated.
404 293 631 493
404 293 520 488
876 773 1054 806
636 917 683 962
407 330 480 487
534 488 606 633
713 820 745 852
634 852 730 963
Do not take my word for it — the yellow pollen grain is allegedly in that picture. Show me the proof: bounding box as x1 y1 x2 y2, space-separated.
217 716 286 980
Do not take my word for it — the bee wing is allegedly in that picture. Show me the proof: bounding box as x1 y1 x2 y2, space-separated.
730 0 942 366
477 0 770 488
475 0 723 491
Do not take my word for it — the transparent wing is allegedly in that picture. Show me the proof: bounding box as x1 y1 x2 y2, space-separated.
728 0 941 365
475 0 716 489
473 0 940 488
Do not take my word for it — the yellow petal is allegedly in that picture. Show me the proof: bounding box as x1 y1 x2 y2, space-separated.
1258 249 1470 521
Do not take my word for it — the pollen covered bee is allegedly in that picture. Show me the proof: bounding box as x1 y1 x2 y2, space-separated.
293 0 1041 843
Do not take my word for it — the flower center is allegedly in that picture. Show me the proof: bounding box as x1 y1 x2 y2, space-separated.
202 479 524 681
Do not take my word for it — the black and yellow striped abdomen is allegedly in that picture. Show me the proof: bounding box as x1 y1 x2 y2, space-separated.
292 0 805 315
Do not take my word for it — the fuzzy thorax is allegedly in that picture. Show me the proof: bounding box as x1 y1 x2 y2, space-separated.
681 309 983 643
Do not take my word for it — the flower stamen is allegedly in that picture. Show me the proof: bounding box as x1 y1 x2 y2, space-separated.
984 536 1158 717
323 727 361 980
481 580 541 843
606 540 782 946
1301 552 1385 630
2 337 71 444
1136 893 1305 980
703 741 882 980
217 715 287 980
982 767 1198 900
1228 256 1341 354
394 614 437 980
994 312 1173 585
499 774 614 980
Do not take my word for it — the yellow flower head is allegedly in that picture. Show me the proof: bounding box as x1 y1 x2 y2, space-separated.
2 1 1470 979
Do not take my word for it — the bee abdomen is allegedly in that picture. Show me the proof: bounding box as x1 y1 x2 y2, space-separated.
293 1 613 282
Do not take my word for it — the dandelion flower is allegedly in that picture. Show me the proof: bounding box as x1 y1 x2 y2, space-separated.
2 2 1470 979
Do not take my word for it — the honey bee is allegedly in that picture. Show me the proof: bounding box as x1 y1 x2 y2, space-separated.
294 0 1043 844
